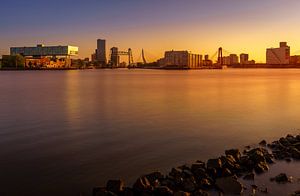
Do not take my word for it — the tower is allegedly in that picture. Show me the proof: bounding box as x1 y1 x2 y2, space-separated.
96 39 107 65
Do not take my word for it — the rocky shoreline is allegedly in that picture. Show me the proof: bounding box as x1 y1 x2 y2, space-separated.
93 134 300 196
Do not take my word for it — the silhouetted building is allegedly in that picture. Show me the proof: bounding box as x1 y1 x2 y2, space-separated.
222 54 239 65
240 54 249 64
290 55 300 65
96 39 107 65
110 47 120 67
160 50 202 69
266 42 290 65
11 44 78 57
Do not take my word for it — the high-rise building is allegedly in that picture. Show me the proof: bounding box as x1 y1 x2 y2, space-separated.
266 42 290 65
96 39 107 65
240 54 249 65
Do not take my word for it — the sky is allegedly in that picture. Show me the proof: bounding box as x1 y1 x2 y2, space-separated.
1 0 300 63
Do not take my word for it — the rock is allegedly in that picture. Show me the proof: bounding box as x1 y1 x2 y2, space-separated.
93 187 117 196
191 163 205 173
169 168 182 178
133 176 153 192
198 178 212 189
270 173 290 183
243 172 255 180
225 149 241 161
207 158 222 169
122 187 134 196
221 168 232 177
279 137 291 147
291 190 300 196
153 186 173 196
259 140 267 146
192 189 209 196
254 161 269 174
106 180 125 193
290 147 300 159
160 178 176 191
247 148 266 163
216 176 243 194
145 171 164 185
193 168 209 180
182 178 196 192
174 191 191 196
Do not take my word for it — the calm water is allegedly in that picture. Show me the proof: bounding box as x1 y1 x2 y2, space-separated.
0 69 299 195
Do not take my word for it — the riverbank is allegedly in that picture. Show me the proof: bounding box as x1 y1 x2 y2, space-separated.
93 134 300 196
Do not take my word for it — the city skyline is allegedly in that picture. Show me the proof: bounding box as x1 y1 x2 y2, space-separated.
2 0 300 62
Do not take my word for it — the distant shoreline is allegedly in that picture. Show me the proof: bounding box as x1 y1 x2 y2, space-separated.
2 64 300 71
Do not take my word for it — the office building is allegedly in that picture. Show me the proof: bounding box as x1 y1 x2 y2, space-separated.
240 54 249 64
10 44 78 68
96 39 107 65
11 44 78 57
222 54 239 65
266 42 290 65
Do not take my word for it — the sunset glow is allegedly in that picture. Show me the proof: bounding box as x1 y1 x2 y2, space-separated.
1 0 300 63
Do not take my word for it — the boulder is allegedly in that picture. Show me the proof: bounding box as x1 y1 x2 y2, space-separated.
193 168 208 180
174 191 191 196
153 186 173 196
259 140 267 146
182 178 196 192
290 147 300 159
93 187 117 196
145 171 164 185
192 189 209 196
243 172 255 180
254 161 269 174
225 149 241 161
216 176 243 194
270 173 290 183
106 180 125 193
191 163 205 174
207 158 222 169
133 176 153 192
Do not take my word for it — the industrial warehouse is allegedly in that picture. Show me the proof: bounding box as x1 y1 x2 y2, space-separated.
9 44 79 68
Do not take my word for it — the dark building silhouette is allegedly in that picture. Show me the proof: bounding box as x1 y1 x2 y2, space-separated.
96 39 107 65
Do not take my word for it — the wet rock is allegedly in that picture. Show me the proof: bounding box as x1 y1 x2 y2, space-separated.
193 168 208 181
198 178 212 189
221 168 232 177
153 186 173 196
243 172 255 180
207 158 222 169
291 190 300 196
169 168 182 178
290 147 300 159
174 191 191 196
145 171 164 185
191 163 205 174
225 149 241 161
106 180 125 194
93 187 117 196
247 148 267 163
216 176 243 194
160 178 176 191
122 187 134 196
270 173 290 183
133 176 153 192
279 137 291 147
259 140 267 146
254 161 269 174
192 189 209 196
182 178 196 192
